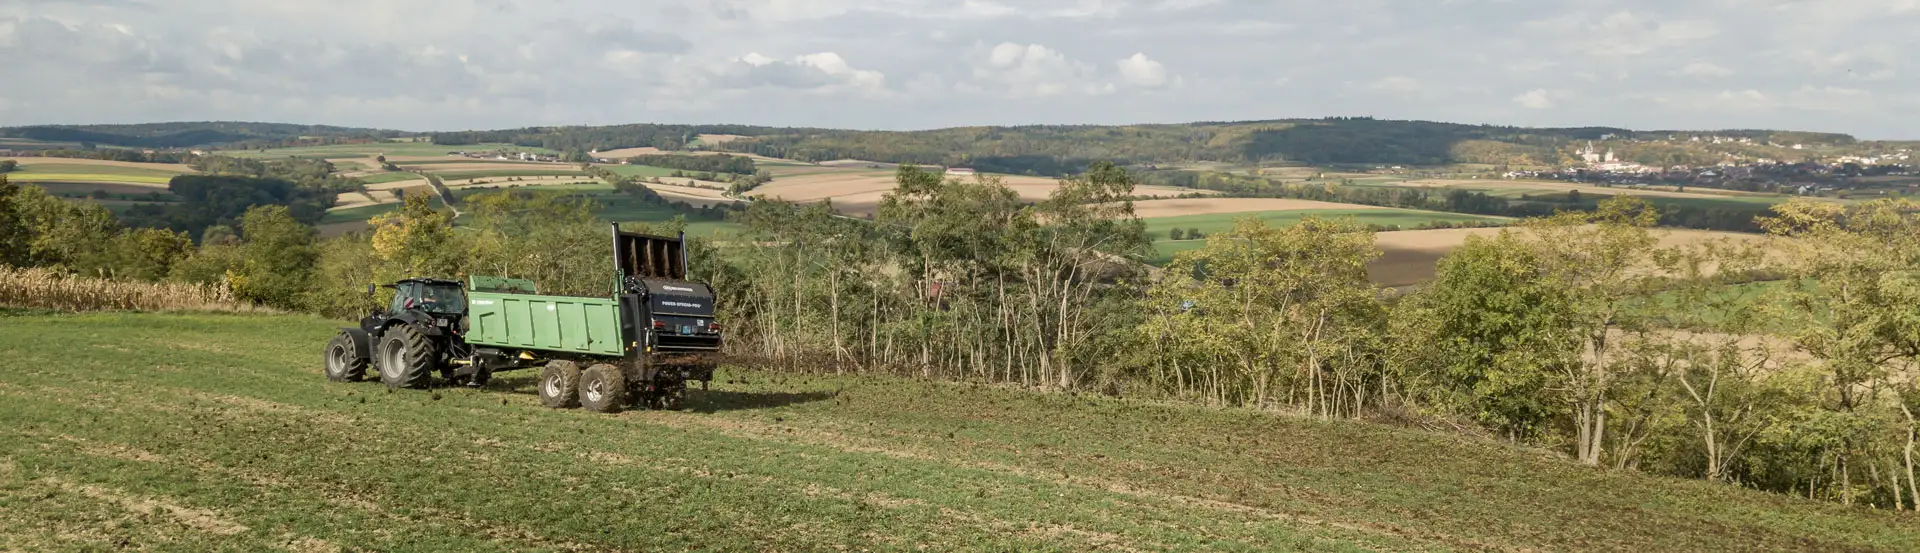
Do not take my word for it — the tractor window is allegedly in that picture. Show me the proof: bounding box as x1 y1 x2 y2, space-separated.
388 282 416 313
418 284 467 314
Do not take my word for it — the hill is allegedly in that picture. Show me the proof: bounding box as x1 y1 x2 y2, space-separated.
1 311 1911 552
0 122 402 150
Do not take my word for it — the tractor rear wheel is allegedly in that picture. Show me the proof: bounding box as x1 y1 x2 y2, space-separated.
538 361 582 409
323 332 367 382
579 364 626 414
377 325 435 390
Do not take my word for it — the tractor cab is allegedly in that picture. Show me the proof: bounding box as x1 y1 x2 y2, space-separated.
383 278 468 316
358 278 469 339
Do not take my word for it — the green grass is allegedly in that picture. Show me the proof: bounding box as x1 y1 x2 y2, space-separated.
589 193 741 236
4 162 184 185
356 172 421 185
0 312 1911 551
1145 208 1506 265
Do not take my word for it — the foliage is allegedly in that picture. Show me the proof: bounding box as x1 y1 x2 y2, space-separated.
120 174 334 239
1140 215 1384 412
627 153 756 175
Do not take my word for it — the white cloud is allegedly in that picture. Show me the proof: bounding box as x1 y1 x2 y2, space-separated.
1367 76 1422 94
1116 53 1167 87
1678 62 1733 78
970 42 1106 98
1513 89 1555 109
0 1 1916 137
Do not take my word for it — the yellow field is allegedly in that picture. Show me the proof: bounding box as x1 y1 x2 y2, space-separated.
749 170 1206 216
4 173 172 186
0 157 194 173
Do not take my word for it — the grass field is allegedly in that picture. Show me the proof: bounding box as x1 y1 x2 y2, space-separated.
0 312 1911 551
2 161 187 186
356 172 421 185
224 142 551 159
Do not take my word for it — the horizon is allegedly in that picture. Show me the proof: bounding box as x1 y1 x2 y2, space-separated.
0 116 1901 142
3 1 1916 139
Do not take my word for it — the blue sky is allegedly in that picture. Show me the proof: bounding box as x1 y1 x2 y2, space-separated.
1 0 1915 138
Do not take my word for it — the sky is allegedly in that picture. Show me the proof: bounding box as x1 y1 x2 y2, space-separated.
1 0 1916 138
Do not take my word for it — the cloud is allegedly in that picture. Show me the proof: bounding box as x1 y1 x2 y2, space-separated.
1116 53 1167 87
1513 89 1555 110
1367 76 1422 94
717 51 886 94
968 42 1108 98
0 1 1915 138
1678 62 1734 79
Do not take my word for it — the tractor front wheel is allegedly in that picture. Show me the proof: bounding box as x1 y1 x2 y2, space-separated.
323 332 367 382
579 364 626 414
377 326 435 390
538 361 581 409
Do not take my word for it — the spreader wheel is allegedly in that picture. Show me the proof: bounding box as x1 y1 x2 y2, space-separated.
538 360 581 409
579 364 626 414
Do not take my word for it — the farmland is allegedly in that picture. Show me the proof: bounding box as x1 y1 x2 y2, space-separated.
1144 208 1509 267
222 142 551 159
0 311 1911 552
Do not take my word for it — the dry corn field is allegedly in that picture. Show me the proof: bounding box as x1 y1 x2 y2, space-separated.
0 267 254 313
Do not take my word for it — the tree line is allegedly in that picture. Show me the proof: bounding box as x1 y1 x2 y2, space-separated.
6 162 1920 511
627 153 757 175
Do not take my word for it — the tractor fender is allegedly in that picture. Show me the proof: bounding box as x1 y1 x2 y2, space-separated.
340 327 372 358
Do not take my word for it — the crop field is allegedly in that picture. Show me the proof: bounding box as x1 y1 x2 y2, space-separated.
1154 224 1773 286
1145 208 1504 242
750 169 1205 217
30 182 175 197
0 312 1909 552
356 172 421 185
2 160 189 187
225 142 550 159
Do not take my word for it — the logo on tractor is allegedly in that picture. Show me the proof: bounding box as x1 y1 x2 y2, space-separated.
664 285 694 292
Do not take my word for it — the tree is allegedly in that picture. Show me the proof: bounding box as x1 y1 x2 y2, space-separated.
1524 197 1670 466
1143 215 1383 412
1168 228 1185 240
1396 232 1577 441
1758 198 1920 505
1186 227 1203 239
0 160 17 173
0 176 34 266
229 205 318 309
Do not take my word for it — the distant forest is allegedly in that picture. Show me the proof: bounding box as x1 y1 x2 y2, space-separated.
2 119 1874 177
0 122 402 150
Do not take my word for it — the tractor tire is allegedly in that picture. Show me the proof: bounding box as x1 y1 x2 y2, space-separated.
323 332 367 382
377 325 435 390
538 361 582 409
579 364 626 414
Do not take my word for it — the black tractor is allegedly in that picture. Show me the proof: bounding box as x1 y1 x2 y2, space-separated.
322 278 477 389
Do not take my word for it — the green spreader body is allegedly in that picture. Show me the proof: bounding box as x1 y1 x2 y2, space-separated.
464 285 628 357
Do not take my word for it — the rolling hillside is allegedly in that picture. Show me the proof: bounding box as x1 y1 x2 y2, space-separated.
1 312 1912 552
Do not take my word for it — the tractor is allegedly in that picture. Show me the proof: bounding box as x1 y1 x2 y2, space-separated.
321 226 724 412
